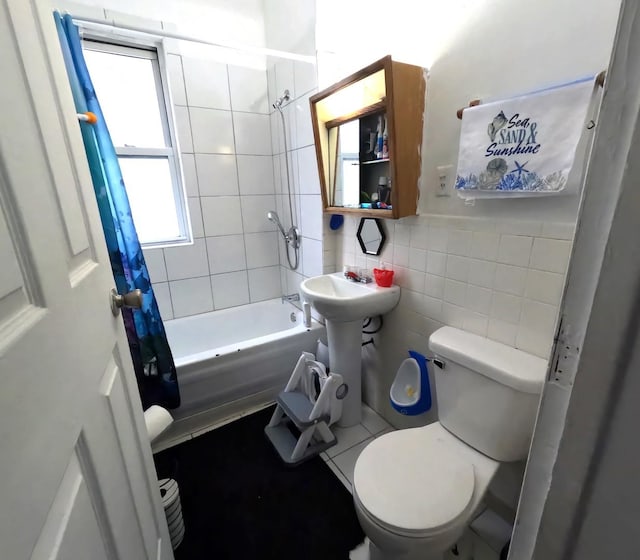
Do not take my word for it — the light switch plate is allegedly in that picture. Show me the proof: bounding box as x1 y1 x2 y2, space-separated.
436 164 454 197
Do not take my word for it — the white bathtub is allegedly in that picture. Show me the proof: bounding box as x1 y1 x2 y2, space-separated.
164 298 324 428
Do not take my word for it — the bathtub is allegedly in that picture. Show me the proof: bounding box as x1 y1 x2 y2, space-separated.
163 298 324 431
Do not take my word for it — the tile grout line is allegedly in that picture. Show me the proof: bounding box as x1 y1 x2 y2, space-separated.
226 62 253 308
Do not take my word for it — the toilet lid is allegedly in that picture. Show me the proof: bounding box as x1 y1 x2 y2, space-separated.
354 429 475 536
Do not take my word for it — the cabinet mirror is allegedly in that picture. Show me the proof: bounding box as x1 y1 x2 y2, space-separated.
328 120 359 207
328 112 391 210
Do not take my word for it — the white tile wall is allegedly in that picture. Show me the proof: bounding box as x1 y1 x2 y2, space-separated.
274 59 295 106
426 251 446 276
233 112 271 155
467 285 492 315
427 226 447 251
497 234 534 267
169 277 214 318
409 248 427 272
152 281 173 320
393 244 409 267
469 259 496 288
181 153 199 196
444 278 467 307
530 238 572 273
206 234 246 274
228 66 269 114
141 53 283 319
525 269 565 305
409 225 429 250
182 58 230 110
494 264 527 296
296 146 321 194
211 271 250 309
299 195 323 240
335 214 573 359
144 248 167 282
447 229 472 256
293 61 317 98
245 232 279 268
241 195 277 233
247 266 281 302
446 255 469 282
516 299 559 355
164 238 210 280
237 156 275 195
302 238 324 278
195 154 238 196
201 196 243 237
174 106 193 153
491 291 522 324
470 231 499 261
190 107 235 154
187 198 205 238
292 93 315 149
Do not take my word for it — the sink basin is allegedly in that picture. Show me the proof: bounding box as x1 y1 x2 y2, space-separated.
300 273 400 322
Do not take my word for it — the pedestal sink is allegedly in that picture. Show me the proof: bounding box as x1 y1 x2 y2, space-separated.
300 273 400 427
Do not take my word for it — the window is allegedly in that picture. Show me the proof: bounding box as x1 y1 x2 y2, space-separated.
82 40 190 247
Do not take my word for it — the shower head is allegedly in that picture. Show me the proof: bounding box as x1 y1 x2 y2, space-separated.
267 210 287 237
273 89 291 110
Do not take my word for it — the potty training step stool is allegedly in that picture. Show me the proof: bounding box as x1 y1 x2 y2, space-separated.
265 351 347 466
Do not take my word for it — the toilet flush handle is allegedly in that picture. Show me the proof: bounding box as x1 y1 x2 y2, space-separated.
432 358 445 370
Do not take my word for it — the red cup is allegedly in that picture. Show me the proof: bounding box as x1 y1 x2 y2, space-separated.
373 268 394 287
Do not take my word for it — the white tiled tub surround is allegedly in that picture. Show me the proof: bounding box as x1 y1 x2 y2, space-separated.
334 214 573 360
143 53 283 319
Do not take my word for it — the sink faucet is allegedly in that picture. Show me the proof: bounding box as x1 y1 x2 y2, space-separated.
281 293 300 303
344 270 372 283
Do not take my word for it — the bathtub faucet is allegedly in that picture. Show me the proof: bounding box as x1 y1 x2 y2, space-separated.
281 293 300 303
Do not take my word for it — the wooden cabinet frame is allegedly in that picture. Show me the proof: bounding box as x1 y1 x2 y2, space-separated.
310 55 426 219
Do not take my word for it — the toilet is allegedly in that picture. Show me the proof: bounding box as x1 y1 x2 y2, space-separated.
352 326 547 560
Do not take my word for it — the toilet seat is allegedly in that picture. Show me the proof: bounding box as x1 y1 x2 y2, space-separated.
354 427 476 538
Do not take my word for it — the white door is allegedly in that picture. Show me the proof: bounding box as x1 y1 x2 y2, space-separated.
0 2 173 559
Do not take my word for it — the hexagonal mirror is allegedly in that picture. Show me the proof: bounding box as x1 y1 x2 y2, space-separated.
357 218 386 255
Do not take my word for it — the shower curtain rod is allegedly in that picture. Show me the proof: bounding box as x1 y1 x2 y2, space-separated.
72 15 316 64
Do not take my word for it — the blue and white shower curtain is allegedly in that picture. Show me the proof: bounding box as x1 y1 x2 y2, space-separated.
54 12 180 410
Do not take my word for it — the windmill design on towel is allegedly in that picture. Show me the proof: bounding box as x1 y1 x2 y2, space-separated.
455 77 595 198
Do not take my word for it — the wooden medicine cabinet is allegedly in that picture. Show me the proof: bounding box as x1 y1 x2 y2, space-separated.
310 56 426 219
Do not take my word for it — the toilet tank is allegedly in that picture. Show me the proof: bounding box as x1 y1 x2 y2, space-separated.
429 327 547 462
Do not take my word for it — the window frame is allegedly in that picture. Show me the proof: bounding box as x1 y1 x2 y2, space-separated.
81 34 192 249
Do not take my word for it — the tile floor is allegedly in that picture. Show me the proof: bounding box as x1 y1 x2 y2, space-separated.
320 404 393 493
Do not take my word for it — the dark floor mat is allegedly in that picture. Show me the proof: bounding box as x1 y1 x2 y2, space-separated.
154 406 365 560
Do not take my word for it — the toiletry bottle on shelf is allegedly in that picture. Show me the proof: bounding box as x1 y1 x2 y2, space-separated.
382 116 389 159
375 115 383 159
378 176 391 204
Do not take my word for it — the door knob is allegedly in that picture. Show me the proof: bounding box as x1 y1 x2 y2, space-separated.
110 288 143 316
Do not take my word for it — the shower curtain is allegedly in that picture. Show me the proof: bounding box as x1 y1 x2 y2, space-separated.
54 12 180 410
